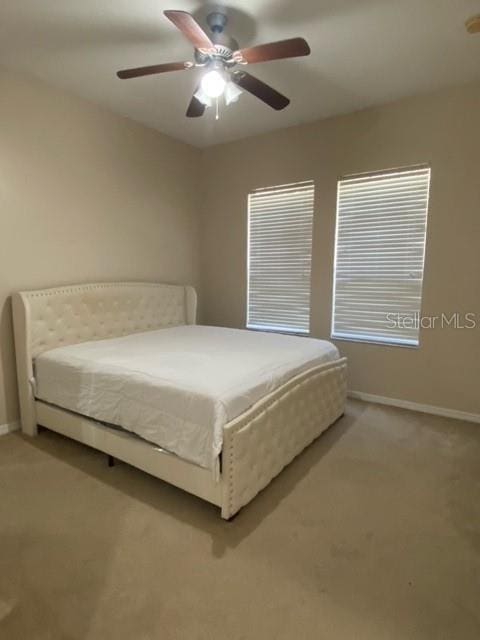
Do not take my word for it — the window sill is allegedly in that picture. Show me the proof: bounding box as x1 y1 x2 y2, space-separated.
331 334 419 349
247 325 310 338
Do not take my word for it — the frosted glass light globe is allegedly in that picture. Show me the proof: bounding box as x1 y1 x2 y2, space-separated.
201 70 226 98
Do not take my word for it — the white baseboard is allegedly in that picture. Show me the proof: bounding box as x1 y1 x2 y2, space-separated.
0 421 20 436
348 391 480 424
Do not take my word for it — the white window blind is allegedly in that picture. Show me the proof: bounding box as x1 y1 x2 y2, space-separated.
247 180 314 334
332 166 431 346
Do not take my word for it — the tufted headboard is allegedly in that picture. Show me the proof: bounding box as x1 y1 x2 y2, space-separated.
12 282 197 436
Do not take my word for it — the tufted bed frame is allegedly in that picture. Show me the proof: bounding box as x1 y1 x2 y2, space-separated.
12 282 347 519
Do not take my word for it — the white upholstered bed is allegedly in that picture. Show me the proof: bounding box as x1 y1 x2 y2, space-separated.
12 282 347 519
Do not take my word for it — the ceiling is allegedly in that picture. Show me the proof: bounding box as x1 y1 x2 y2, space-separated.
1 1 479 147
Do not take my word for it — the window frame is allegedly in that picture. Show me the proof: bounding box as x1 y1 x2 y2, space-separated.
246 180 315 336
330 164 431 348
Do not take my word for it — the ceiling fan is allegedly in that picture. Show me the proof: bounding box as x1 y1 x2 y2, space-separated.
116 10 311 118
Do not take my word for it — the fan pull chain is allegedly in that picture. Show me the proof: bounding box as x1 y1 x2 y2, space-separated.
215 97 219 121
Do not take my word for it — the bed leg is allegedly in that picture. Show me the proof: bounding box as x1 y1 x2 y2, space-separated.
107 455 115 468
224 510 240 523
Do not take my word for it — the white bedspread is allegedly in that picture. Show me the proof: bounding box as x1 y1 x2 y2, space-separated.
34 325 339 470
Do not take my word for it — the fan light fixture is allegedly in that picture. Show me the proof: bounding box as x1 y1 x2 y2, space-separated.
201 69 226 98
195 81 242 110
224 81 242 105
194 87 212 107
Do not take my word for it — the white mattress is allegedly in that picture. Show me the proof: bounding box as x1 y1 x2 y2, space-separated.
34 325 339 470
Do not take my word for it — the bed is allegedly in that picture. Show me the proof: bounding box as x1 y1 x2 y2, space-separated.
12 282 347 519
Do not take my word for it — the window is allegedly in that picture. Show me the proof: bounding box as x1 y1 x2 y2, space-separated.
332 166 431 346
247 180 314 334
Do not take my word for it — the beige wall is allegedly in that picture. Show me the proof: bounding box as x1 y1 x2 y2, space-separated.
0 69 201 425
200 83 480 415
1 70 478 425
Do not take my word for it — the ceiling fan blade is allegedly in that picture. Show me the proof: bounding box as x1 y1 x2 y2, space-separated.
232 71 290 110
233 38 310 64
117 61 192 79
164 10 216 54
186 91 206 118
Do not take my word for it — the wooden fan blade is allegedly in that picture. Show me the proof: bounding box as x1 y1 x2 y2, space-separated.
164 10 216 54
232 71 290 110
233 38 310 64
117 61 192 79
186 91 206 118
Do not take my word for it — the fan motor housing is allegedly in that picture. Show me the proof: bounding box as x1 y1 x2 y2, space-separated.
208 12 238 56
212 32 239 55
194 30 239 64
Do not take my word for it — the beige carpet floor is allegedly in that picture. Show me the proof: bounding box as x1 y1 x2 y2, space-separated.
0 399 479 640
